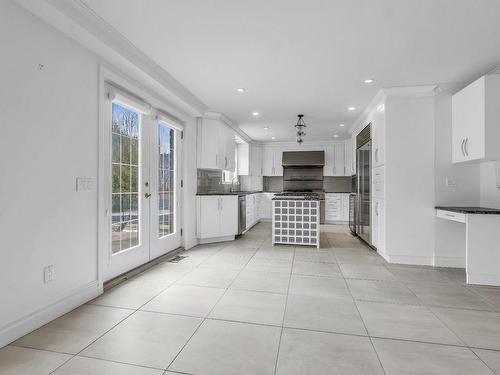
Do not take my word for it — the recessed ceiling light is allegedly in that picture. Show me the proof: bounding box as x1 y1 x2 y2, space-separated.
364 78 375 84
271 136 276 140
264 126 269 130
348 106 356 111
333 134 339 138
252 111 260 116
339 123 345 127
236 88 245 92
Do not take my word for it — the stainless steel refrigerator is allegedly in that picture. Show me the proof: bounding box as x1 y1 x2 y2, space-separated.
356 124 371 244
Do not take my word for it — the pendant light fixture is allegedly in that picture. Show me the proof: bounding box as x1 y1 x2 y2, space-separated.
295 114 307 144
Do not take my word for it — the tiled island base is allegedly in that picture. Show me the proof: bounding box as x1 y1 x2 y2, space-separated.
272 199 320 248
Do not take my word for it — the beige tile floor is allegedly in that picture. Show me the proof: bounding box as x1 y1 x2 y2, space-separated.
3 223 500 374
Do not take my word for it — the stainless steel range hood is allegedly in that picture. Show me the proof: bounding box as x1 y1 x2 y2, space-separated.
282 151 325 167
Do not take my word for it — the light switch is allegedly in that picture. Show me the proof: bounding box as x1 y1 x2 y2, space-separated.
445 177 457 188
76 177 94 192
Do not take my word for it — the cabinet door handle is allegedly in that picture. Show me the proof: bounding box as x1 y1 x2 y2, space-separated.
375 148 379 163
464 138 469 156
375 202 379 216
225 156 227 168
461 139 465 157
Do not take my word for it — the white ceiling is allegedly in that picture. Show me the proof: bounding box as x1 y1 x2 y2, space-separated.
82 0 500 142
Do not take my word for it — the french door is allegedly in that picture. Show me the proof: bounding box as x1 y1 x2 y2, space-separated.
102 85 182 281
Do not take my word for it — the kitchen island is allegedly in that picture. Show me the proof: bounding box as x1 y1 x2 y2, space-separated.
272 193 320 248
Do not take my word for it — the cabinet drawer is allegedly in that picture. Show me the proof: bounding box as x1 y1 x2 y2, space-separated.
373 166 385 183
372 181 384 198
436 209 466 223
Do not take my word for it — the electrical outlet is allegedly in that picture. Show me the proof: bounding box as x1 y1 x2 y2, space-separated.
43 265 54 283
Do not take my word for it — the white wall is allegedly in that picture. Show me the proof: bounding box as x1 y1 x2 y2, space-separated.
480 161 500 209
0 1 100 345
384 95 436 265
0 1 198 346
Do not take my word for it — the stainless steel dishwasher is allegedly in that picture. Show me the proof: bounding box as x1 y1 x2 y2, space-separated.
238 195 246 235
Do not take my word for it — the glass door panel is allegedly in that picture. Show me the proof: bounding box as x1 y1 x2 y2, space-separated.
150 120 181 259
104 101 150 281
111 103 141 253
103 87 182 281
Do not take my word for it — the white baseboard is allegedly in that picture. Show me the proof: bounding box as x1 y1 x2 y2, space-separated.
385 254 434 266
183 237 198 250
433 255 465 268
0 280 100 348
198 235 235 245
467 272 500 286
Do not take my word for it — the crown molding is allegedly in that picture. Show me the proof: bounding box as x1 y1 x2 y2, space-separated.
15 0 208 117
203 111 252 143
382 84 437 98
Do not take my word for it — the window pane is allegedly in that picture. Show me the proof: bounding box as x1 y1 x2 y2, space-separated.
130 138 138 165
120 165 131 193
110 102 141 254
112 165 120 193
121 136 131 164
112 134 120 163
111 223 121 254
158 122 175 238
131 166 138 192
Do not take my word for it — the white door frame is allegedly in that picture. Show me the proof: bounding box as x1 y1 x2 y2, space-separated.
97 66 185 284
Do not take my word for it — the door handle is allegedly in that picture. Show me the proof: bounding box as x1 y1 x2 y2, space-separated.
464 138 469 156
144 193 151 198
461 139 466 157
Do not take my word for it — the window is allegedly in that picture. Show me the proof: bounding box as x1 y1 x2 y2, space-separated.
111 103 140 254
158 122 175 237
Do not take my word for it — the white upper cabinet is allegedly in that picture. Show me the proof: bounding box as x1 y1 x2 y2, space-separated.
371 104 386 168
324 141 351 176
197 117 237 171
197 118 222 169
263 147 283 176
250 143 263 176
452 75 500 163
237 142 250 175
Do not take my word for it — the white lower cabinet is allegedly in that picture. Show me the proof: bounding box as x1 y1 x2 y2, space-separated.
197 195 238 241
258 193 274 220
325 193 349 223
372 198 385 252
246 194 257 230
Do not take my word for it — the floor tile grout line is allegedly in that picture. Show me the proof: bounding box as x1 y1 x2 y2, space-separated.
70 353 166 371
48 256 205 374
46 307 136 374
273 245 296 375
469 348 498 375
164 240 262 372
346 277 387 375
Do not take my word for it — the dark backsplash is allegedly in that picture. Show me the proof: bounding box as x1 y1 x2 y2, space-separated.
263 175 351 192
323 176 351 192
197 169 240 194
